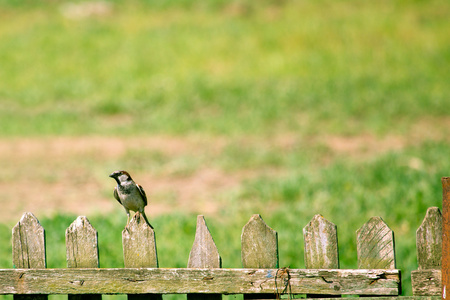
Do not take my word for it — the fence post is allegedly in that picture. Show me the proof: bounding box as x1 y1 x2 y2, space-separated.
303 214 339 298
66 216 101 300
12 212 47 300
122 212 161 300
356 216 398 296
187 215 222 300
442 177 450 300
241 214 278 300
411 207 442 295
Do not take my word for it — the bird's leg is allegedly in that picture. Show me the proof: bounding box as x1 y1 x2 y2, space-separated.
126 210 130 225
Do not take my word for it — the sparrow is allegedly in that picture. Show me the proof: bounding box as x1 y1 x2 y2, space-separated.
109 170 150 226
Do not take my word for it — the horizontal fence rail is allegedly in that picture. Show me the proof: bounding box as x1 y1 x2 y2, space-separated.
1 177 448 300
0 268 400 295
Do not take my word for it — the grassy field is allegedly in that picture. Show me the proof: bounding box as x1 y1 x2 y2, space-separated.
0 0 449 298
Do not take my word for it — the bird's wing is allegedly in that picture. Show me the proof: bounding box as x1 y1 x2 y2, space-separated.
113 187 122 204
136 184 147 206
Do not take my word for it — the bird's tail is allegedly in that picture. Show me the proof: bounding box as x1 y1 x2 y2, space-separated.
141 211 153 229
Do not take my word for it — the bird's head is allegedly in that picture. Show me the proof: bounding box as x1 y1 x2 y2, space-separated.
109 170 132 184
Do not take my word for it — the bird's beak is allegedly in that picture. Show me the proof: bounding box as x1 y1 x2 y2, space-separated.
109 172 116 178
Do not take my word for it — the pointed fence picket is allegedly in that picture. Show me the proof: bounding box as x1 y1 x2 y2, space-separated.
122 212 161 300
4 212 401 297
241 214 278 300
411 207 442 296
357 216 396 270
3 192 449 300
303 214 339 270
65 216 100 300
303 214 339 298
12 212 47 300
441 177 450 299
187 215 222 300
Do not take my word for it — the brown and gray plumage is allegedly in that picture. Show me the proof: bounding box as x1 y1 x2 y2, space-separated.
109 170 150 226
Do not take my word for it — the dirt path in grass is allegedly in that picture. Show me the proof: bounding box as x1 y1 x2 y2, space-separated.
0 119 447 224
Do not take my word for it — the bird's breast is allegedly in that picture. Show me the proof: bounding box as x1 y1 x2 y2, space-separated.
117 186 145 212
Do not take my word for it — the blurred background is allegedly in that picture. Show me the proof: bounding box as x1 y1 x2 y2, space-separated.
0 0 449 297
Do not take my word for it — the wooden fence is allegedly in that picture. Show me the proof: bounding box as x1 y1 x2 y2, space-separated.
1 178 448 300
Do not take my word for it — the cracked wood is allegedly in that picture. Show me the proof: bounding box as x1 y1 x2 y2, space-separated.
0 268 400 295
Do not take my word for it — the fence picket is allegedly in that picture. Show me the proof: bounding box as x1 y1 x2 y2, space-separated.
357 216 396 270
241 214 278 300
303 214 339 298
304 214 339 269
241 214 278 269
66 216 101 300
5 206 440 299
66 216 99 268
411 207 442 296
122 212 161 300
187 215 222 300
417 207 442 270
12 212 47 300
442 177 450 300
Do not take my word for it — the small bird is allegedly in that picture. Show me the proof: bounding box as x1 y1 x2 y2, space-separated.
109 170 150 226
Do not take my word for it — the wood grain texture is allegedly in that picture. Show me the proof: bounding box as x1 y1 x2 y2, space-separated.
304 297 439 300
411 269 441 296
357 217 396 269
66 216 99 268
442 177 450 300
122 212 161 300
304 215 340 298
188 215 221 269
12 212 46 269
188 216 222 300
0 268 401 295
122 212 158 268
241 214 278 269
241 215 278 300
411 207 442 297
66 216 101 300
416 207 442 270
303 214 339 269
12 212 47 300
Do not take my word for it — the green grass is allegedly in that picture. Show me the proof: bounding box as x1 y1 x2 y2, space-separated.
0 0 449 136
0 0 449 297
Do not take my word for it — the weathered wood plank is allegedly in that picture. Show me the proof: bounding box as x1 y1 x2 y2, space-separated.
66 216 101 300
416 207 442 270
12 212 47 300
304 214 339 298
12 212 46 269
66 216 99 268
411 207 442 296
357 217 396 269
442 177 450 300
188 215 222 269
188 215 222 300
241 214 278 268
123 212 161 300
304 214 339 269
122 212 158 268
305 297 439 300
411 269 441 296
242 214 278 300
0 268 401 295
